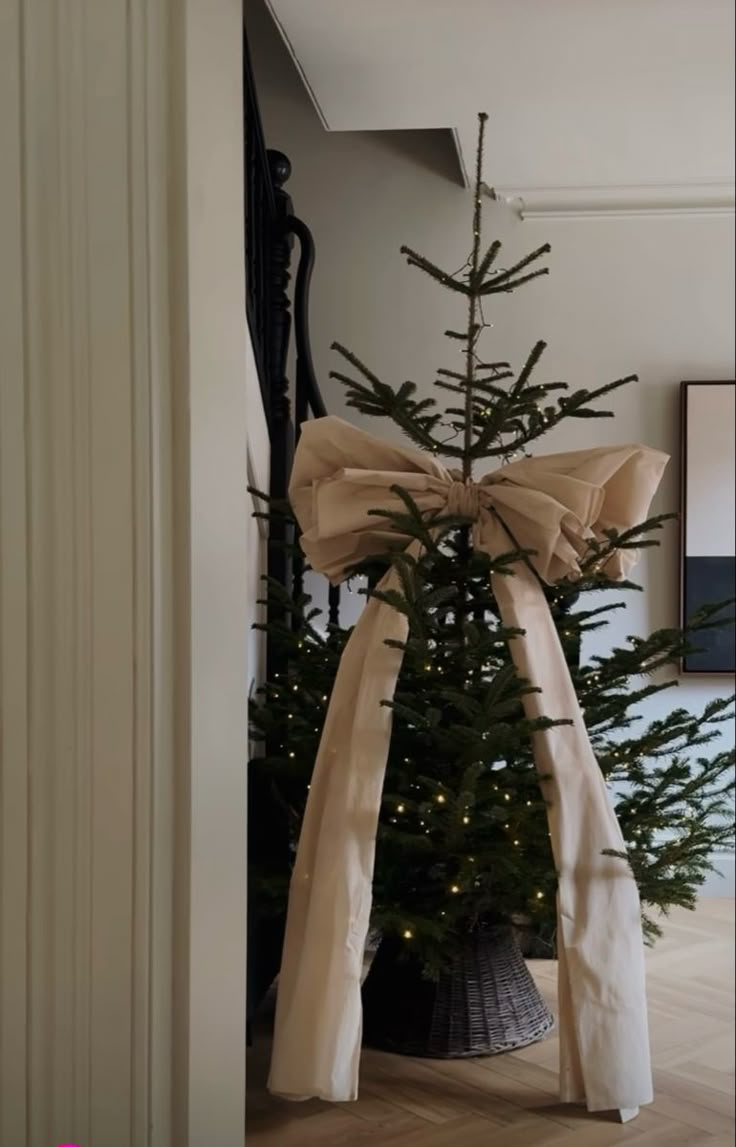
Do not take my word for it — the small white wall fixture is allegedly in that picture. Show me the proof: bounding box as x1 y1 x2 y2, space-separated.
0 1 252 1144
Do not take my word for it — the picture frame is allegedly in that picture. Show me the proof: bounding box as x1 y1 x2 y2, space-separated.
680 380 736 674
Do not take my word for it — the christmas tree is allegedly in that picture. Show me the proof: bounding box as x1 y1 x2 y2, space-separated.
250 114 735 981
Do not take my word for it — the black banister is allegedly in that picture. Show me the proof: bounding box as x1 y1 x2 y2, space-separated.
244 18 340 1033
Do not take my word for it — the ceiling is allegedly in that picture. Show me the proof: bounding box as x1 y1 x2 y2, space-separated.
264 0 735 197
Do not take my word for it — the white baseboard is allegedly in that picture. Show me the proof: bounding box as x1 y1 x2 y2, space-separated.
700 852 735 898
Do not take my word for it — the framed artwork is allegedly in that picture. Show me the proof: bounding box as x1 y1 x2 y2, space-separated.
680 380 736 674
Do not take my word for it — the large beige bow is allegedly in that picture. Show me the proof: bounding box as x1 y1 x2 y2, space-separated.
268 416 668 1113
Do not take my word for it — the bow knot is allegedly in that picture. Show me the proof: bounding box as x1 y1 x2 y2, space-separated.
446 477 483 519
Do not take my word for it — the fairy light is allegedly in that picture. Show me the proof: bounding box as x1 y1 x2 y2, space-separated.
450 885 460 894
288 751 295 759
397 804 405 813
462 816 470 824
403 929 413 940
536 891 544 900
513 839 520 847
436 794 446 804
504 793 511 801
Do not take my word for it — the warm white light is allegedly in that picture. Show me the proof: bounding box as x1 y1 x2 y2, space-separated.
403 929 413 939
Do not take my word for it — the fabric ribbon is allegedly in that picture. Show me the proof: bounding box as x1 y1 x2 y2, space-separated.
268 415 668 1113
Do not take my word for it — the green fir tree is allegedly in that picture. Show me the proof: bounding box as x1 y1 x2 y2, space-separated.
250 115 735 978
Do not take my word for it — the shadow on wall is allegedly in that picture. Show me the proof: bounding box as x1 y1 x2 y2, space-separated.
367 127 466 188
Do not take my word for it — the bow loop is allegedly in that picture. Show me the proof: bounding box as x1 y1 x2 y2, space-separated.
289 416 669 587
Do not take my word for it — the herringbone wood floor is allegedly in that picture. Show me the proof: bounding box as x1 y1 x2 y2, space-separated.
247 900 734 1146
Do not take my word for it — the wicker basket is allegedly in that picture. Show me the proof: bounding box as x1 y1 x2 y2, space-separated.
361 925 554 1058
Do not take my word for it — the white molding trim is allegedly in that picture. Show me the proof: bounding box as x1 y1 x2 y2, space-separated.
169 2 250 1144
485 180 735 219
0 1 175 1142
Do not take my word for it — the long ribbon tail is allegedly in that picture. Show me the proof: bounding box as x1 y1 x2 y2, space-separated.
268 586 408 1102
492 565 653 1113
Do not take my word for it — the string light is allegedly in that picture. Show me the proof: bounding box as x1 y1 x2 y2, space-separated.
397 804 405 813
536 891 544 900
462 816 470 824
513 839 520 847
288 751 295 759
403 929 413 939
450 885 460 894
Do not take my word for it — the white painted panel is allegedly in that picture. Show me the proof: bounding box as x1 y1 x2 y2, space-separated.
0 1 172 1142
176 2 250 1143
685 384 736 556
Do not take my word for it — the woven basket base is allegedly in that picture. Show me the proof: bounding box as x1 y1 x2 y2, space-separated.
362 926 555 1059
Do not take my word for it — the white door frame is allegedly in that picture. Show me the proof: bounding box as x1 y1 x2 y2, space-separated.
0 1 252 1143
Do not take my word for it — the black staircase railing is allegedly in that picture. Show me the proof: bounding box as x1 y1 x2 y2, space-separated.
244 20 335 1030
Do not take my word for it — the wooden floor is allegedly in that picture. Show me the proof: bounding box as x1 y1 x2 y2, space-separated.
247 900 734 1146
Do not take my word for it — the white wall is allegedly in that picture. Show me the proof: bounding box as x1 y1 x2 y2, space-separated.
249 0 734 888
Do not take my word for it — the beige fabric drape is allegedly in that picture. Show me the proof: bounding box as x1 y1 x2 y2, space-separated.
268 416 668 1113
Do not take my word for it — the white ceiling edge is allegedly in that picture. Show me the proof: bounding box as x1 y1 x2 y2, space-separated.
264 0 469 185
487 180 736 220
264 0 331 129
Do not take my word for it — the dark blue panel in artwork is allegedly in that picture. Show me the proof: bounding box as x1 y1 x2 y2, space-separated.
683 556 736 672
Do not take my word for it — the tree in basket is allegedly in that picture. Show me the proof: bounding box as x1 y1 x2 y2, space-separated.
251 115 735 1068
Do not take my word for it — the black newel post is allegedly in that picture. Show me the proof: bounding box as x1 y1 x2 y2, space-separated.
246 151 296 1036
